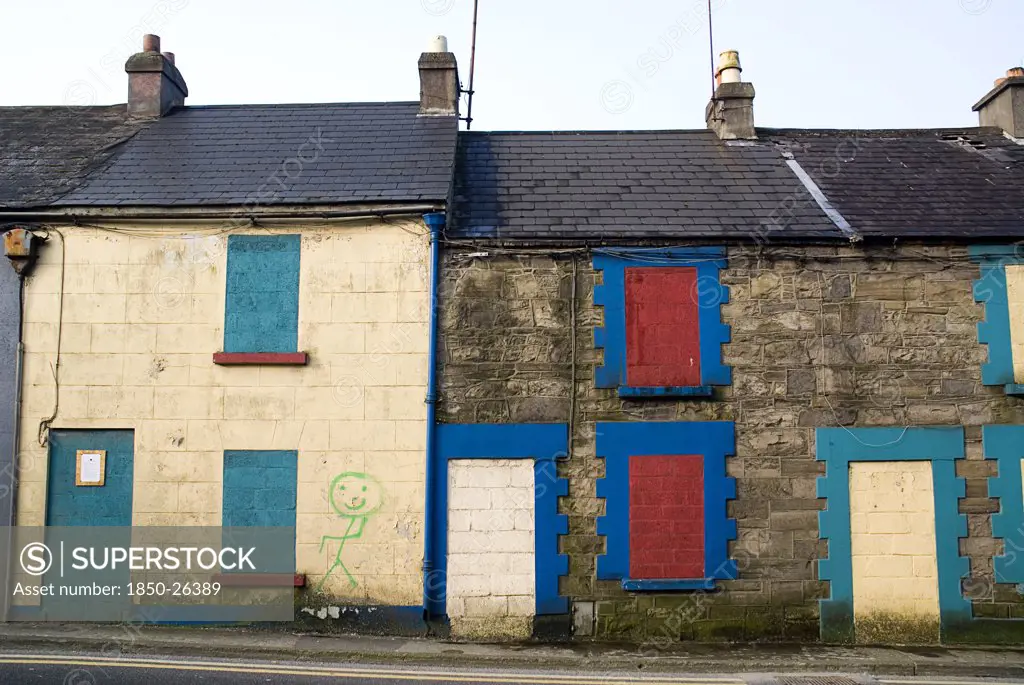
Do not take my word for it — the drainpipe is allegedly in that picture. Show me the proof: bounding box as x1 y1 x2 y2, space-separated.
421 212 445 622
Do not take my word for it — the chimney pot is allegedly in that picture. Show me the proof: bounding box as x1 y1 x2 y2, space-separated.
973 66 1024 138
706 50 756 140
716 50 742 85
418 35 459 117
126 36 188 118
428 35 449 53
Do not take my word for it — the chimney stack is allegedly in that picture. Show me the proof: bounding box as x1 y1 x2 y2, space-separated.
974 67 1024 138
706 50 756 140
418 35 459 116
125 34 188 118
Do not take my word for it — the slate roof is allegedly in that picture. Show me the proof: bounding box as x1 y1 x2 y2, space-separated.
450 127 1024 241
0 102 458 209
764 127 1024 238
0 105 145 209
450 130 838 241
62 102 457 206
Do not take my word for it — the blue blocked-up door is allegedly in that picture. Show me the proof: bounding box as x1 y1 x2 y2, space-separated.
46 429 134 526
43 430 134 619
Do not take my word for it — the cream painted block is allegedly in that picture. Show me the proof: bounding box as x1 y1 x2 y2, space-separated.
137 420 188 453
59 353 124 386
87 386 155 419
365 323 428 356
126 293 195 325
223 387 295 421
363 387 425 421
258 365 318 387
22 293 61 324
395 421 427 451
155 324 219 353
62 294 126 324
298 421 331 450
397 290 429 323
1006 264 1024 383
328 421 396 451
134 484 179 513
125 324 158 353
93 265 130 294
303 262 365 294
66 233 130 264
123 354 191 386
135 451 222 483
302 323 365 354
393 355 427 386
22 323 58 353
90 324 129 353
63 264 95 292
178 483 221 513
849 460 940 640
186 420 223 451
57 322 92 352
154 387 224 419
217 420 305 450
295 386 364 421
331 293 370 322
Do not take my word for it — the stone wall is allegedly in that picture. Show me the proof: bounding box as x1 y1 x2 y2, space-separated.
437 243 1024 642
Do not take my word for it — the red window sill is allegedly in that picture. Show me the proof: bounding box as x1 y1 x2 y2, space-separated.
213 352 308 366
212 573 306 588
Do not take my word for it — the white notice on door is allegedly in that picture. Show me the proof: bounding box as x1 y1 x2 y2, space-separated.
78 451 104 485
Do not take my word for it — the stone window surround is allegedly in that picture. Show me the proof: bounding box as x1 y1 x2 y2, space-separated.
592 246 731 398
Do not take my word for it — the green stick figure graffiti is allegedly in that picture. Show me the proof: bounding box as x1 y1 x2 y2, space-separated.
316 472 384 591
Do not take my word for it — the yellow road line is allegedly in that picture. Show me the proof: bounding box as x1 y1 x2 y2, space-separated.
0 656 743 685
879 681 1021 685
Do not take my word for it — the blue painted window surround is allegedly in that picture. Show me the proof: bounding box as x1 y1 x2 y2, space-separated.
427 423 569 618
969 245 1024 395
596 421 737 591
815 427 969 643
983 425 1024 584
593 247 731 398
224 234 301 355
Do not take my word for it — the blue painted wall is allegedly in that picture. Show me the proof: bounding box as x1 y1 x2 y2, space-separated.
46 430 134 526
224 234 301 354
222 450 297 527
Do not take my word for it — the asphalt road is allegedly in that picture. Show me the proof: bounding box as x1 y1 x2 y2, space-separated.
2 653 1023 685
0 655 742 685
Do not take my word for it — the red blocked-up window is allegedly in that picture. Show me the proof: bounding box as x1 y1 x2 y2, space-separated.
625 267 702 387
628 454 704 579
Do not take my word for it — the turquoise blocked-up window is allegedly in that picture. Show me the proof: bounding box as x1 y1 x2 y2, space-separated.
222 450 297 528
224 235 300 354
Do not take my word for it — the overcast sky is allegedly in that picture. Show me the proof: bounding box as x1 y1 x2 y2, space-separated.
2 0 1021 131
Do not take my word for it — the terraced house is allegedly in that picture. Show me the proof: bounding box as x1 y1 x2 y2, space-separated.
434 58 1024 643
4 34 1024 646
1 34 459 627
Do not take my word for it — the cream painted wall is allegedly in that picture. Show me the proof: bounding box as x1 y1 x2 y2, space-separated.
849 460 940 641
447 459 536 641
1004 264 1024 383
16 220 431 605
